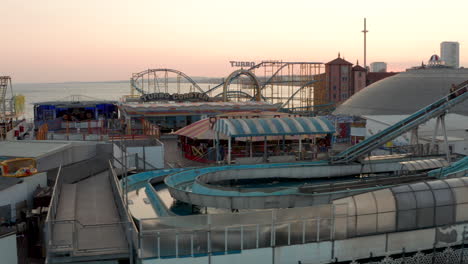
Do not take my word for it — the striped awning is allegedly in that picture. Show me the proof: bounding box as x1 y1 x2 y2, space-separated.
213 116 335 138
174 118 228 140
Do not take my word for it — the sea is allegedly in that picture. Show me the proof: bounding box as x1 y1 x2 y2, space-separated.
13 81 215 119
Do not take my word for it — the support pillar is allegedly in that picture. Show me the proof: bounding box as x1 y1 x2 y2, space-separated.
215 132 220 162
440 115 451 163
282 135 286 153
429 117 441 154
263 136 267 162
249 138 253 157
228 137 232 164
410 127 419 145
298 136 302 160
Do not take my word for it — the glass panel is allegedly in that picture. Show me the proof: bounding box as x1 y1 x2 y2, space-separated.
409 182 430 191
319 218 332 241
444 178 465 188
397 210 417 231
373 189 395 213
275 222 290 246
192 230 208 256
354 192 377 215
210 227 225 253
226 226 241 252
334 216 347 240
242 225 258 250
435 206 454 226
356 214 377 235
211 210 272 227
395 192 416 210
333 202 349 217
304 219 318 243
414 190 435 208
427 180 448 190
452 187 468 204
417 208 434 228
392 185 412 193
377 212 395 233
159 231 176 257
456 204 468 222
289 221 304 245
433 189 454 206
347 216 356 238
460 177 468 186
140 234 158 258
258 224 272 248
177 233 193 257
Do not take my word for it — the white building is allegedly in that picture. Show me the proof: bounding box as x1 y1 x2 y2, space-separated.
441 41 460 68
370 62 387 72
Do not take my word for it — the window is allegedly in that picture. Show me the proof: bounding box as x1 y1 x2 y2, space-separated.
342 77 348 81
341 65 349 77
333 85 337 91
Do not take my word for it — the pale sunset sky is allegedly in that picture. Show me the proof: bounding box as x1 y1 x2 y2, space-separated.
2 0 468 83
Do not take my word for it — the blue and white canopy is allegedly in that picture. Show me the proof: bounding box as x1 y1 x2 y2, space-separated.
214 116 335 138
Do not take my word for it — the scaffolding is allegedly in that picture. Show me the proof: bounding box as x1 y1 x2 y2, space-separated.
251 61 324 114
208 61 324 113
0 76 25 140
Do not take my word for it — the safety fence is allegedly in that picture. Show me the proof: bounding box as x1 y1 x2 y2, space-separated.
138 204 348 259
35 118 160 141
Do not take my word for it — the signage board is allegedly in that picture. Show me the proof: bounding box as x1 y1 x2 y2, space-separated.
141 92 210 102
229 61 256 68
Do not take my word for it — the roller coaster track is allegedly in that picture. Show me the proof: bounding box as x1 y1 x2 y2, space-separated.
131 68 205 95
330 81 468 164
204 62 265 94
213 90 268 101
279 80 318 108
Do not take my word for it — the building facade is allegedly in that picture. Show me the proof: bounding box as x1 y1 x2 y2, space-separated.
325 55 353 103
441 41 460 68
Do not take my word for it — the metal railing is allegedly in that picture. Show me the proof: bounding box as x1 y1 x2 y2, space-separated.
45 166 64 256
45 163 135 263
138 204 348 259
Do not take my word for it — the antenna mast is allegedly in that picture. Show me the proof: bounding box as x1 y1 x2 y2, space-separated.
362 18 369 70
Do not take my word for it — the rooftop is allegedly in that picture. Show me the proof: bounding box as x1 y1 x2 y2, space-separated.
0 141 72 159
334 68 468 116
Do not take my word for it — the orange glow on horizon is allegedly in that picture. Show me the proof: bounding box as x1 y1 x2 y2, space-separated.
2 0 467 83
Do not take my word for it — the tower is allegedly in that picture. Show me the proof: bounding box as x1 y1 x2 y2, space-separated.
440 41 460 68
362 18 369 70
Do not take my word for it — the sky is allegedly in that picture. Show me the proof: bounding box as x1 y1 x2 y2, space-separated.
2 0 468 83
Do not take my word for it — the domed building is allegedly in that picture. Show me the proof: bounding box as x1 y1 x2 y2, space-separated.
334 67 468 116
333 67 468 155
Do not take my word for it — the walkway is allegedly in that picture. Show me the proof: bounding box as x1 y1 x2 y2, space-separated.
49 171 129 262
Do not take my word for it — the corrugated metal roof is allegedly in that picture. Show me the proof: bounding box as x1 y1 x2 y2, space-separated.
120 101 280 116
214 116 335 137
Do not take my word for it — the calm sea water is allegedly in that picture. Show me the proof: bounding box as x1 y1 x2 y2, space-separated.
13 82 215 119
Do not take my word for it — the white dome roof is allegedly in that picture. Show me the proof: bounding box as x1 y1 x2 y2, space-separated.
334 68 468 116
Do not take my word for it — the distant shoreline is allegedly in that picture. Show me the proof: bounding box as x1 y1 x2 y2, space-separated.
15 77 225 85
